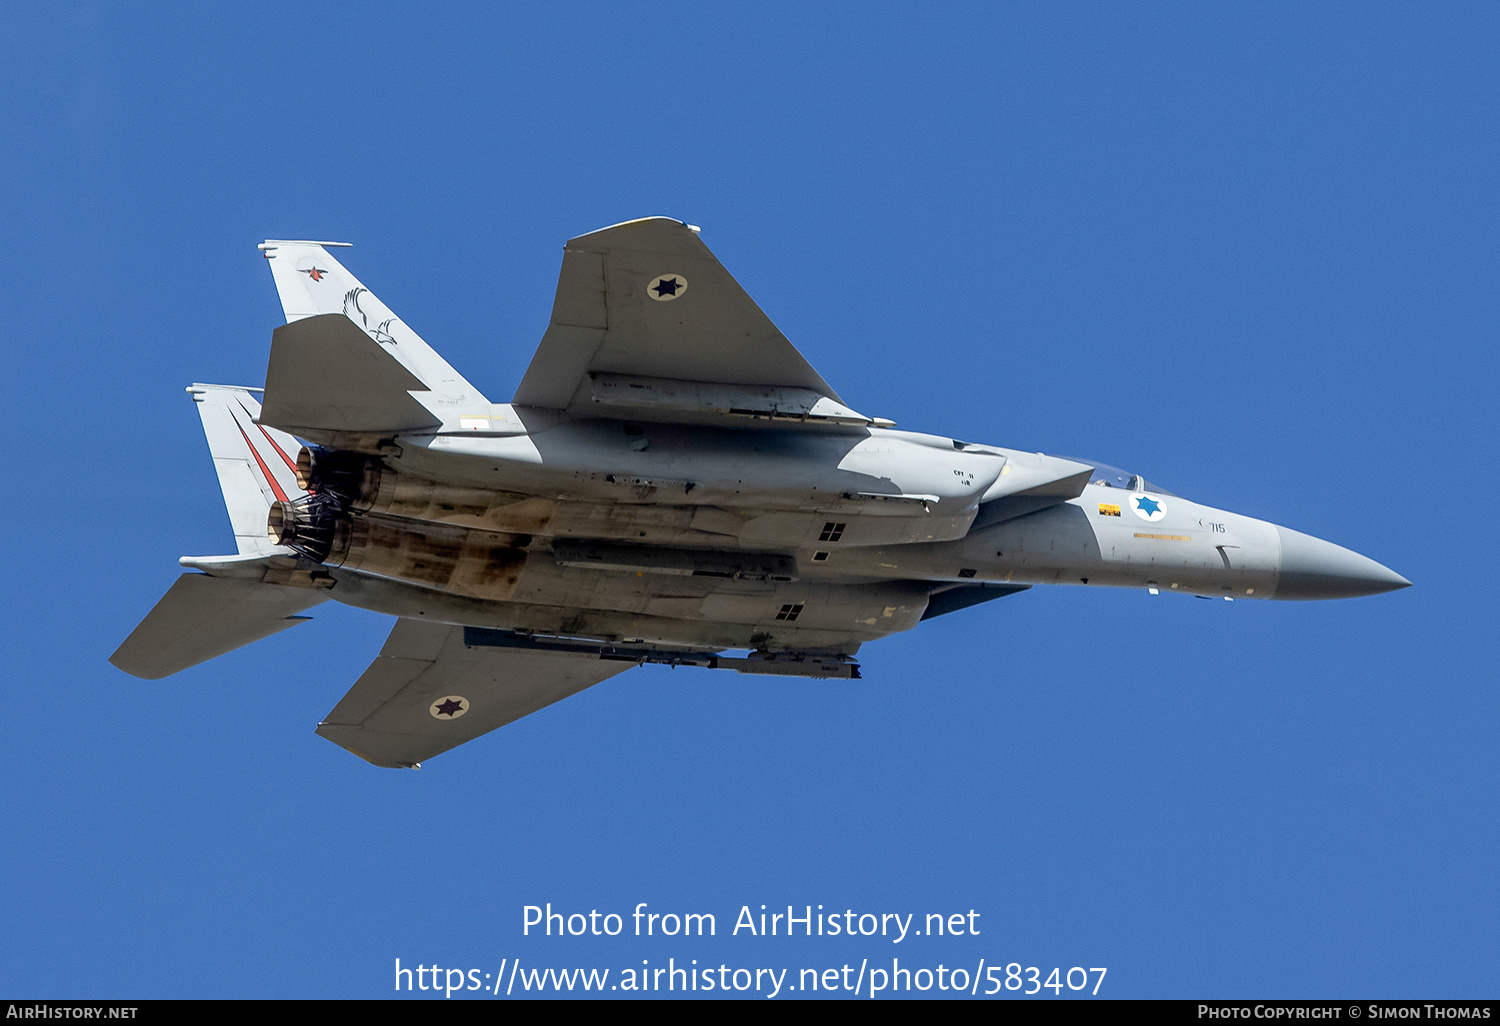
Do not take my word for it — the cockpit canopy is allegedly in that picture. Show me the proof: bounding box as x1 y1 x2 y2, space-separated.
1055 457 1178 497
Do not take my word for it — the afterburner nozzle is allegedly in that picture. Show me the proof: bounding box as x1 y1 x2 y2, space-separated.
266 494 341 562
295 447 315 491
268 500 293 546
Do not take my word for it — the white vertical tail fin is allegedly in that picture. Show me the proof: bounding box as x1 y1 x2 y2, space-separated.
257 240 486 411
187 384 303 554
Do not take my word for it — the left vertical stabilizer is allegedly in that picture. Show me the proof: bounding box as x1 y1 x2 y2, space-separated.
188 384 302 554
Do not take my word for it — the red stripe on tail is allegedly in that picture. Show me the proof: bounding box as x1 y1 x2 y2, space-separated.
238 398 299 473
234 421 288 503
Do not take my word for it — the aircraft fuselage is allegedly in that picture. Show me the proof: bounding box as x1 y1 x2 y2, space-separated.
260 412 1405 656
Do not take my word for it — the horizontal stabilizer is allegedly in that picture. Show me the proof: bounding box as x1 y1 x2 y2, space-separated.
259 314 442 438
111 574 329 680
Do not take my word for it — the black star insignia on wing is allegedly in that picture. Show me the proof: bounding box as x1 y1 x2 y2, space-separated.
652 276 681 297
434 698 465 717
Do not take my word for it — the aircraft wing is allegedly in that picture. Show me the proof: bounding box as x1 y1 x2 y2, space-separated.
315 619 635 767
514 217 845 412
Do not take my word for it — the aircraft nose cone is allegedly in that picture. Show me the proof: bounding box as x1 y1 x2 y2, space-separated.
1273 526 1411 600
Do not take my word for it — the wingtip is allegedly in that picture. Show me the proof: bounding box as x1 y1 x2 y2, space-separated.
569 217 702 243
259 239 354 251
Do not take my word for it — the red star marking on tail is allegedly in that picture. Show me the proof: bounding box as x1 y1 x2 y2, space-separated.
301 267 327 282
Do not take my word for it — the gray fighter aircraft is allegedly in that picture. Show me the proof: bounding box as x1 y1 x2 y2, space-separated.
111 218 1410 767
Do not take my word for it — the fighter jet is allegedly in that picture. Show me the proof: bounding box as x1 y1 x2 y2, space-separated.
111 218 1410 767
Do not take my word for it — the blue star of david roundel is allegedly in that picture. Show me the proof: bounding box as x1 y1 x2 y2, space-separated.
1128 492 1164 522
647 274 687 301
1131 494 1167 522
429 695 469 720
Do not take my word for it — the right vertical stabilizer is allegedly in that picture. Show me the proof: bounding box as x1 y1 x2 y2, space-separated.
257 240 487 424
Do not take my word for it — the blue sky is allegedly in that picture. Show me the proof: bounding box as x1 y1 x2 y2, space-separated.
1 3 1495 999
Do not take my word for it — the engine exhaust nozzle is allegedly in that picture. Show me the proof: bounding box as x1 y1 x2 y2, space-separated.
267 495 341 562
268 500 293 546
294 447 315 491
